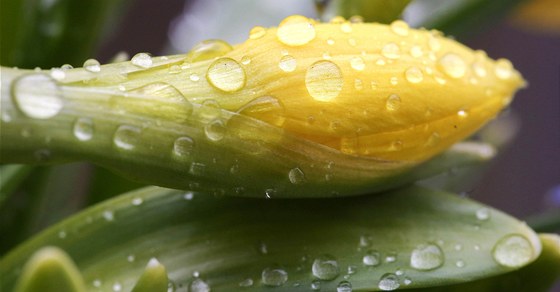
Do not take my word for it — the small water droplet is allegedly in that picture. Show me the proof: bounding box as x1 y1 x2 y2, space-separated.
127 254 135 262
277 15 316 46
376 58 386 66
363 250 381 266
207 57 246 92
348 38 356 46
405 67 424 83
438 53 467 78
337 280 352 292
410 45 423 58
311 279 321 290
103 210 114 221
456 260 465 268
241 56 251 65
385 252 397 263
249 26 266 39
265 188 276 199
403 277 412 285
279 55 297 72
131 53 152 68
354 79 363 90
168 65 181 74
236 95 286 127
410 243 444 270
454 244 463 251
190 73 200 82
472 61 487 78
187 39 233 62
93 279 102 288
204 119 226 141
327 38 335 45
350 56 365 71
83 59 101 72
347 265 357 274
183 192 194 200
132 197 143 206
382 43 401 59
322 51 332 60
58 230 66 239
288 167 306 184
190 278 210 292
385 94 401 111
305 60 343 102
239 278 253 287
390 20 409 36
428 33 442 51
73 118 94 141
50 68 65 80
189 162 206 176
341 22 352 33
13 74 63 119
378 273 400 291
494 59 514 80
458 109 469 118
390 77 398 85
312 254 340 280
476 208 490 221
492 234 533 268
173 136 194 158
113 125 141 150
262 266 288 286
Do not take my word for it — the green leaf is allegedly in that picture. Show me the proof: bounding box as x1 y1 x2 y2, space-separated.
0 164 33 206
1 186 541 291
315 0 412 23
14 246 86 292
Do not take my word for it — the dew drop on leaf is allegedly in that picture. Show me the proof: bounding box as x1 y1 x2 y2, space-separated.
190 278 210 292
312 254 340 280
337 280 352 292
410 243 444 270
492 234 533 268
131 53 153 68
261 266 288 286
173 136 194 158
73 117 94 141
113 125 141 150
204 119 226 142
288 167 306 184
362 250 381 266
378 273 400 291
390 20 409 36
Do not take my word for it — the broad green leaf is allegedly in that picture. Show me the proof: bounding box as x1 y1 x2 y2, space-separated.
315 0 412 23
0 164 33 206
14 246 86 292
1 186 541 291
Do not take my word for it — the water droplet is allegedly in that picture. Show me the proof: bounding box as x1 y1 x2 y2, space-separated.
403 277 412 285
131 53 153 68
456 260 465 268
61 64 73 70
305 60 343 102
385 252 397 263
277 15 316 46
187 39 233 62
262 266 288 286
189 73 200 82
189 162 206 176
127 254 135 262
311 279 321 290
410 45 423 58
385 94 401 111
350 57 365 71
438 53 467 78
265 188 276 199
184 192 194 200
405 67 424 83
279 55 297 72
58 230 66 239
341 22 352 33
312 254 340 280
206 57 246 92
348 38 356 46
13 74 63 119
390 20 409 36
322 51 332 60
113 125 141 150
204 119 226 141
347 265 357 274
382 43 401 59
378 273 400 291
249 26 266 39
190 278 210 292
93 279 102 287
168 65 181 74
428 33 442 51
288 167 306 184
454 244 463 251
376 58 386 66
173 136 194 158
50 68 65 80
132 197 143 206
83 59 101 72
73 118 94 141
410 243 444 270
337 280 352 292
476 208 490 221
472 61 487 77
390 140 403 151
363 250 381 266
103 210 114 221
258 241 268 255
112 282 122 291
354 79 363 90
492 234 533 268
241 56 251 65
494 59 513 80
239 278 253 287
390 77 398 85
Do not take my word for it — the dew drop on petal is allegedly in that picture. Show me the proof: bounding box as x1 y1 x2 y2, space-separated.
410 45 423 58
311 279 321 290
492 234 533 268
279 55 297 72
438 53 467 78
350 56 365 71
13 74 63 119
50 68 65 80
405 66 424 83
305 60 343 102
385 94 401 111
476 208 491 221
131 53 153 68
83 59 101 72
207 58 246 92
390 20 409 36
494 58 514 80
249 26 266 39
277 15 316 46
382 43 401 59
73 117 94 141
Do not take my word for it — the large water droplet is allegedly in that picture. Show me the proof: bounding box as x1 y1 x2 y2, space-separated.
350 57 365 71
262 266 288 286
173 136 194 158
305 60 343 102
73 118 94 141
390 20 409 36
438 53 467 78
492 234 533 268
207 58 246 92
288 167 306 184
405 67 424 84
83 59 101 72
385 94 401 111
312 254 340 280
494 59 514 80
378 273 400 291
131 53 153 68
190 278 210 292
279 55 297 72
13 74 63 119
382 43 401 59
362 250 381 266
277 15 316 46
113 125 141 150
337 280 352 292
205 119 226 142
187 40 233 62
410 243 444 270
237 95 286 127
249 26 266 39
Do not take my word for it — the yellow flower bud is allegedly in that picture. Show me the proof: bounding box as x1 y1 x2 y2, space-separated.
170 15 525 163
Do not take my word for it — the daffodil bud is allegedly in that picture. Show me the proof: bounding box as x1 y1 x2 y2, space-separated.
1 15 525 197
